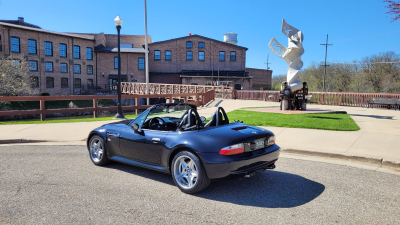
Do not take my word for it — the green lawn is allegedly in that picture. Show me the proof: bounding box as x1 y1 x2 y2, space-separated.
226 110 360 131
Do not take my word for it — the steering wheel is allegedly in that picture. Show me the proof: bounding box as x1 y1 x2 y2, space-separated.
149 117 167 131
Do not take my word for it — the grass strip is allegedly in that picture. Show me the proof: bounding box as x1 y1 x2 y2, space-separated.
226 110 360 131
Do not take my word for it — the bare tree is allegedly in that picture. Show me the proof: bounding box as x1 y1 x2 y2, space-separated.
0 54 36 97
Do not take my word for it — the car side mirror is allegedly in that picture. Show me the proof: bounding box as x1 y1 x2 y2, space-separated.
200 116 206 122
132 123 140 132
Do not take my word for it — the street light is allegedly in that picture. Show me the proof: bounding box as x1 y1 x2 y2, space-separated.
114 15 125 119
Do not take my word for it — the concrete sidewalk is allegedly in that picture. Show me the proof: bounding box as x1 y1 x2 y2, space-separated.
1 98 399 167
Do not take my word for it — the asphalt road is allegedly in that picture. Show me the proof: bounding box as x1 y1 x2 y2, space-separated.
0 145 399 224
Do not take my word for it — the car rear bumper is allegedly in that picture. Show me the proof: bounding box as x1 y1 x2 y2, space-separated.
201 145 280 180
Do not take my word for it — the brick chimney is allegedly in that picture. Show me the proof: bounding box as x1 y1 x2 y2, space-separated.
18 17 24 23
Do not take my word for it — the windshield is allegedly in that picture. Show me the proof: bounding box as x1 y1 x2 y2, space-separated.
146 105 193 123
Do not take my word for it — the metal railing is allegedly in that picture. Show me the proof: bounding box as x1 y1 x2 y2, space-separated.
235 90 400 108
121 82 233 99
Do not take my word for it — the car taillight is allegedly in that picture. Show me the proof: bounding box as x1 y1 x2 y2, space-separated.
219 143 244 155
265 136 275 147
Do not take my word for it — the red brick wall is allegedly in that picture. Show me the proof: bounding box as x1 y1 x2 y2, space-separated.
148 35 246 73
246 68 272 90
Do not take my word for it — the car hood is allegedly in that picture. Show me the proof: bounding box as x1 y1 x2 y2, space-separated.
204 123 273 141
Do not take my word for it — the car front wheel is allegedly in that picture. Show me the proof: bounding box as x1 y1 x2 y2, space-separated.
171 151 210 194
89 135 110 166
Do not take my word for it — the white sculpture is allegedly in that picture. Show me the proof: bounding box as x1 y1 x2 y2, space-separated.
269 19 304 92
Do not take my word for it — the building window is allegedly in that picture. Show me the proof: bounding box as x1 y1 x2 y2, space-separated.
59 44 67 57
45 42 52 56
186 41 192 48
86 47 93 60
12 60 21 68
198 42 205 48
230 51 236 61
31 76 39 87
10 37 20 52
186 51 192 60
60 63 68 73
74 64 81 74
28 39 37 54
46 77 54 88
219 51 225 61
165 50 171 60
61 78 68 88
74 78 81 88
114 57 118 69
154 50 160 60
29 61 38 71
138 58 145 70
73 45 80 59
45 62 53 72
87 65 93 75
87 79 93 87
198 51 204 61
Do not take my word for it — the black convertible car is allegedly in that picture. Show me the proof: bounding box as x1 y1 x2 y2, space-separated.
87 103 280 194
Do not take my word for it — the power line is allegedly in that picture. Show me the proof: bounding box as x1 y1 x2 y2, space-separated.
321 34 333 92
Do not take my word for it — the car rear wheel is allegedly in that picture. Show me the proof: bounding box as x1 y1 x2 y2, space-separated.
89 135 110 166
171 151 210 194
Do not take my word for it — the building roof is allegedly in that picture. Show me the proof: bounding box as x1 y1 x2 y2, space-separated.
149 34 248 50
0 22 95 40
95 47 146 53
0 18 41 29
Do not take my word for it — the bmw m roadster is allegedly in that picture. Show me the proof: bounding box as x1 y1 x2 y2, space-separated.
87 103 280 194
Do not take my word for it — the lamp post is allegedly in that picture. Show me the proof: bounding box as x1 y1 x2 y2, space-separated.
114 15 125 119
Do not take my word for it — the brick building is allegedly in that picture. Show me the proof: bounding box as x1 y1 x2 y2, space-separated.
148 34 253 90
0 17 271 95
246 68 272 90
0 17 151 95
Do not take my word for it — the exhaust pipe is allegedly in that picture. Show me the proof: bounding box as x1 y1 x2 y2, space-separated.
244 171 256 178
260 164 276 171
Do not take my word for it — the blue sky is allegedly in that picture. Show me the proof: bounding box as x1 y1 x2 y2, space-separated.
0 0 398 76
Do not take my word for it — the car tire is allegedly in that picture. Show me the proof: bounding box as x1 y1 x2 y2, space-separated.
88 134 110 166
171 151 210 194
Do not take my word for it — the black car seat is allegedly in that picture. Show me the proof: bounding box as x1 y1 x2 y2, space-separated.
179 108 201 131
204 107 229 127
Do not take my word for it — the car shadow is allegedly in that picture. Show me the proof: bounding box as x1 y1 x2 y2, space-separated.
197 170 325 208
106 162 175 185
106 163 325 208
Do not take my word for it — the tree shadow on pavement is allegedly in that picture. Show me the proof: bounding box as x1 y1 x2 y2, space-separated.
196 170 325 208
349 114 393 120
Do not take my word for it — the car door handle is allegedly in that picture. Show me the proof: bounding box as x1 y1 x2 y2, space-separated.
152 138 161 143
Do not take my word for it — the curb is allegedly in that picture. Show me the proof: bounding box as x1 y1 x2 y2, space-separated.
282 148 400 169
0 139 52 144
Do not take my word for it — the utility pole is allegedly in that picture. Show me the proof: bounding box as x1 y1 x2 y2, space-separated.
264 53 271 70
320 34 332 92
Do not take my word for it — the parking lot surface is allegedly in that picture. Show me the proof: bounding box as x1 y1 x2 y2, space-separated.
1 145 399 224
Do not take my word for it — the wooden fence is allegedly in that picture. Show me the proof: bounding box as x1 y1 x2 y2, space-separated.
121 82 233 99
235 90 400 108
0 91 215 121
